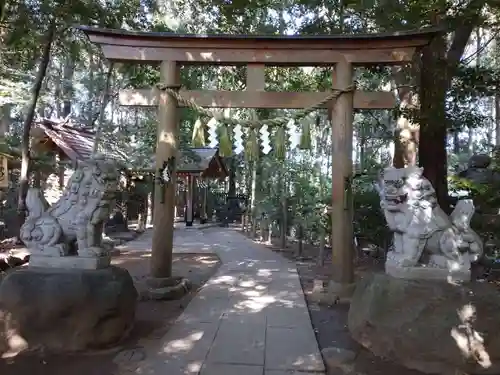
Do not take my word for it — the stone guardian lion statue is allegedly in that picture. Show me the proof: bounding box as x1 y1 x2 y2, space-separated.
20 155 119 258
375 166 483 281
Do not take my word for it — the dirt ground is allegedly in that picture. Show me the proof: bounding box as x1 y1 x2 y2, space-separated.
249 232 425 375
0 251 220 375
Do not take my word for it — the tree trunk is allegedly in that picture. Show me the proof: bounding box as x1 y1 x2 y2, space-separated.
280 161 287 249
295 223 303 258
147 190 153 224
267 218 272 244
17 21 56 238
53 62 62 117
92 62 114 154
467 126 474 157
467 27 482 157
138 187 148 232
243 162 252 232
452 130 460 154
496 94 500 146
250 160 258 238
228 157 236 197
87 54 97 126
419 34 450 211
418 4 484 211
54 59 65 188
495 36 500 147
62 48 75 118
393 129 405 168
0 2 8 50
0 104 11 139
392 66 418 167
316 123 327 265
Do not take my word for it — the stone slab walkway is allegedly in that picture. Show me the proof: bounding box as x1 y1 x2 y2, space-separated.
119 227 325 375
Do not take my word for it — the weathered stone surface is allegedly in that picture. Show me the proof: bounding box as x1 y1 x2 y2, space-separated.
457 154 500 189
348 273 500 375
322 346 358 373
29 254 111 269
0 266 137 354
468 154 491 169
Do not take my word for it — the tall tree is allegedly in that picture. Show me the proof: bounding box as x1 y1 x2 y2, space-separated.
18 19 56 234
419 0 486 210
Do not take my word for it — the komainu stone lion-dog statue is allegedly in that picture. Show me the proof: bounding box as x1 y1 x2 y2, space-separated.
20 155 119 266
375 166 483 281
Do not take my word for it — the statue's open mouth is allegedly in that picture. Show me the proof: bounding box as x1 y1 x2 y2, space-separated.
384 193 408 205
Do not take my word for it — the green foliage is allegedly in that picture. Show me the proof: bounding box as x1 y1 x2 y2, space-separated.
352 188 390 249
449 173 500 214
449 174 500 260
1 0 496 252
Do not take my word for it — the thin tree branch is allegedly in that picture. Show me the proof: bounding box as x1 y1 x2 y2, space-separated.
461 30 500 64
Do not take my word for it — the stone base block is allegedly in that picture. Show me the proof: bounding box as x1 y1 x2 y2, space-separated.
0 266 137 355
321 346 358 374
29 254 111 270
385 258 470 283
348 273 500 374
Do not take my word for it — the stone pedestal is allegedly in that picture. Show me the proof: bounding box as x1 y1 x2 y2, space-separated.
0 266 137 355
348 273 500 375
29 254 111 270
385 254 471 283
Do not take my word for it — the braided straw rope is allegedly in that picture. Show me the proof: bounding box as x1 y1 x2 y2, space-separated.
156 83 356 129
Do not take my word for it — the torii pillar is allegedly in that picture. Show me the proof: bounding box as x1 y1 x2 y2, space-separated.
150 61 179 281
328 59 356 301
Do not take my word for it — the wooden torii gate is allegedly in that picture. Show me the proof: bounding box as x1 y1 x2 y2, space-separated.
78 26 440 296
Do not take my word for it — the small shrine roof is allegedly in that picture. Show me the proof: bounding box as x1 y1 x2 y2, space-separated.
149 147 228 178
31 118 129 166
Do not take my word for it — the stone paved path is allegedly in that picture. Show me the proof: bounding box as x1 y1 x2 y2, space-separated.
118 227 325 375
